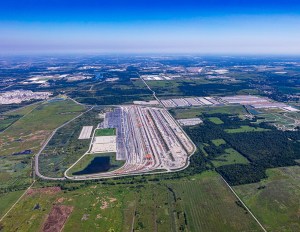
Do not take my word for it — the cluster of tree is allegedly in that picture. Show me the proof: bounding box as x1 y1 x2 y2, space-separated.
178 82 251 96
185 113 300 185
216 164 267 185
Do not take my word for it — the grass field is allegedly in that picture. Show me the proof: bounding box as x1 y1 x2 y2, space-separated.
170 171 261 231
208 117 224 124
225 125 269 133
94 128 116 137
211 138 226 146
1 171 262 232
0 99 85 156
212 148 249 167
0 99 85 191
234 166 300 232
0 103 39 132
0 190 24 218
170 105 247 119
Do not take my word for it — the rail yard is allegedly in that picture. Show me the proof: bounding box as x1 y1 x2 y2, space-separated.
67 105 195 179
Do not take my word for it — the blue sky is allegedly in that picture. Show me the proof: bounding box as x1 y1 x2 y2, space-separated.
1 0 300 54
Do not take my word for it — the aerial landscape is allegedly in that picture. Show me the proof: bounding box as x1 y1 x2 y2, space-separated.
0 1 300 232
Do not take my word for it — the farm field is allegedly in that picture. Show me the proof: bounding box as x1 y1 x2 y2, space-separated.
212 148 249 167
234 166 300 232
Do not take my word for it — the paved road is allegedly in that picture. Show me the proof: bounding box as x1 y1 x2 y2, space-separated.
34 106 94 180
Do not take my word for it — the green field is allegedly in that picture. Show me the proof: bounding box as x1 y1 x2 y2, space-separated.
208 117 224 124
0 99 85 191
94 128 116 136
0 190 24 218
0 103 39 132
212 148 249 167
67 152 124 176
234 166 300 231
211 138 226 146
170 105 247 119
39 107 104 178
225 125 269 133
170 172 261 231
0 99 85 156
1 171 262 232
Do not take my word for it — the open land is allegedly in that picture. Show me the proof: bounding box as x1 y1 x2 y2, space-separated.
0 55 300 232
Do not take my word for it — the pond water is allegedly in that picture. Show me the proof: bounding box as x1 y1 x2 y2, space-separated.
73 156 117 175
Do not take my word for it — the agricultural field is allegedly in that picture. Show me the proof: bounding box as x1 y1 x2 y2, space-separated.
0 171 263 232
39 107 105 178
212 148 249 167
234 166 300 232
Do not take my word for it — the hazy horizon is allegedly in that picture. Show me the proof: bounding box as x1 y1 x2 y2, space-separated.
1 0 300 54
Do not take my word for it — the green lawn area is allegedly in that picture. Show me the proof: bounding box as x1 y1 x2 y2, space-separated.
234 166 300 231
209 117 224 124
94 128 116 136
212 148 249 167
225 125 269 133
211 138 226 146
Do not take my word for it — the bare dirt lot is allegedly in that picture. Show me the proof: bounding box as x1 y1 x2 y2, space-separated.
42 205 73 232
26 187 61 196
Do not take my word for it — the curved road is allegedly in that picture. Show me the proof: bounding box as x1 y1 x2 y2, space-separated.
34 106 94 180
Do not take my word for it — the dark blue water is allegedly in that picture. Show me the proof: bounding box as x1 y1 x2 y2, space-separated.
73 156 116 175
